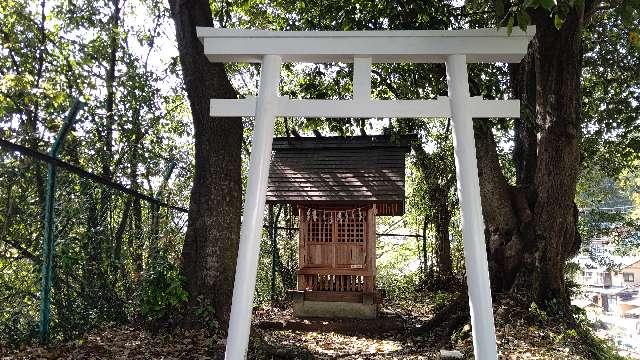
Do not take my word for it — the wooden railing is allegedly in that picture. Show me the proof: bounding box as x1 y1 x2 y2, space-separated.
299 273 374 293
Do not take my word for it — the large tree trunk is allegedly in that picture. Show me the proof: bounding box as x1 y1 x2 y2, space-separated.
477 8 585 305
168 0 242 325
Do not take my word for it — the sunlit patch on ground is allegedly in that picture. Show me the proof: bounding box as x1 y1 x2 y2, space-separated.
280 330 402 356
250 304 438 359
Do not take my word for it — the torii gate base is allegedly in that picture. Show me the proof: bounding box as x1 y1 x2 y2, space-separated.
197 27 535 360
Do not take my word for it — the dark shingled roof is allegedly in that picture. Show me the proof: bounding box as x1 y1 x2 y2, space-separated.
266 135 414 215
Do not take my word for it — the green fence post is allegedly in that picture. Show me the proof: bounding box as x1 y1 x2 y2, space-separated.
39 99 84 344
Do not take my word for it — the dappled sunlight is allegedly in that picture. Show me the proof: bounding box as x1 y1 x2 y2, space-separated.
265 330 405 358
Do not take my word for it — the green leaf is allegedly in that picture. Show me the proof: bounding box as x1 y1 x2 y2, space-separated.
621 5 634 26
507 15 515 36
540 0 555 10
524 0 540 9
628 0 640 8
631 31 640 48
574 0 585 10
495 0 504 19
518 10 531 32
554 14 564 29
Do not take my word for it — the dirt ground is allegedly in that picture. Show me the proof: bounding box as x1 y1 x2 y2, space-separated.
0 301 598 359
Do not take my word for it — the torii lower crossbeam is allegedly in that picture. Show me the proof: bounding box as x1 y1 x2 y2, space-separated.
210 96 520 118
198 27 535 360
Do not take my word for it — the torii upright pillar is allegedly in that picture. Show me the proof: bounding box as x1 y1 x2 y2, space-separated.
446 54 497 359
225 54 282 360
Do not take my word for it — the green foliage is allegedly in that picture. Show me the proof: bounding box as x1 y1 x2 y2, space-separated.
618 161 640 219
581 332 628 360
493 0 640 49
193 296 219 330
572 308 628 360
0 258 39 344
522 301 626 359
576 161 640 258
255 228 280 305
432 290 456 310
0 0 191 345
254 205 298 306
564 261 583 297
137 257 188 322
529 302 550 323
376 234 422 301
582 14 640 179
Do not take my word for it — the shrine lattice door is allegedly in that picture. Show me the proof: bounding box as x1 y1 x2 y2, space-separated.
298 206 376 293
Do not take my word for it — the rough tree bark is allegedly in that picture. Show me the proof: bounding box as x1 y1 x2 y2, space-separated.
476 7 590 305
168 0 242 325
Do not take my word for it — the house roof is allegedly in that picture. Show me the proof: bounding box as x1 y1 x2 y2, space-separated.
621 258 640 270
266 135 415 216
575 255 640 271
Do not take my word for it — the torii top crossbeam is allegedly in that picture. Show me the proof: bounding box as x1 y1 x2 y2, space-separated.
197 26 535 360
196 27 535 63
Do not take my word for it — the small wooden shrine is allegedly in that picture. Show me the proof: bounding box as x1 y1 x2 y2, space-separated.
266 134 413 318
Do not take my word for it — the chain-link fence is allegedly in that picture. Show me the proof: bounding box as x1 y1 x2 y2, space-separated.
0 145 188 344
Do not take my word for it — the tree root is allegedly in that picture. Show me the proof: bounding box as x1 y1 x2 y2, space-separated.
414 291 470 345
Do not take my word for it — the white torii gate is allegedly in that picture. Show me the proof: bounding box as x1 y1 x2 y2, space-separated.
197 26 535 360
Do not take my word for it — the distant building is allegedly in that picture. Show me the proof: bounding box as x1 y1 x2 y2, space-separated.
578 257 640 288
614 260 640 288
576 255 640 316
